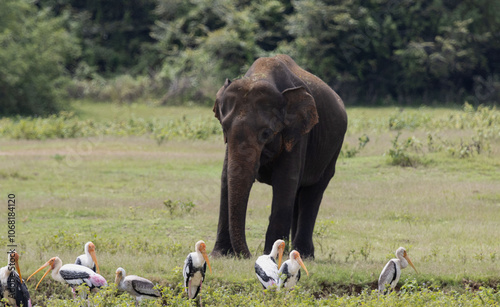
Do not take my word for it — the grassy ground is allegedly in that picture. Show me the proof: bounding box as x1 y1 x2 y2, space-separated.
0 102 499 306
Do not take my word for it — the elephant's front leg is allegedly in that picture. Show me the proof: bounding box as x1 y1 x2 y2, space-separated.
212 148 234 257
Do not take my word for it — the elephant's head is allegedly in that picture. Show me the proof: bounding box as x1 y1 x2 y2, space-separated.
212 78 319 257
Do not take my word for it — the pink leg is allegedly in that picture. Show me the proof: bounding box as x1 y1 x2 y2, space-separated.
199 280 203 307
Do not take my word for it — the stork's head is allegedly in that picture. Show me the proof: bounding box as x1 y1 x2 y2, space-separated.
271 239 286 268
85 242 100 274
8 252 23 283
290 250 309 276
195 240 212 274
115 267 126 284
26 256 61 290
396 247 418 274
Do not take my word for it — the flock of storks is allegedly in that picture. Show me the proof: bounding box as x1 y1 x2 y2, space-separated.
1 241 417 306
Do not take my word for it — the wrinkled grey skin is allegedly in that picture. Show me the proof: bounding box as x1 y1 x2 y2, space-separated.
212 55 347 259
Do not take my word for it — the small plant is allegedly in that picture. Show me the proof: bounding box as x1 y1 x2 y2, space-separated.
313 220 335 237
386 132 422 167
345 249 356 262
359 242 372 261
473 251 485 262
400 278 420 294
163 199 196 217
458 138 483 158
388 109 431 131
341 134 370 158
36 230 82 252
53 154 66 163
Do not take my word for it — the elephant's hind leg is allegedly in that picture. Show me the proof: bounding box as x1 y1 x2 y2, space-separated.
293 164 337 258
291 194 300 246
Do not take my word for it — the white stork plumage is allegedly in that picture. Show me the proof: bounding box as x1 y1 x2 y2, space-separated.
378 247 418 293
27 256 107 296
115 267 161 306
0 252 31 307
254 239 285 289
75 241 100 274
183 240 212 301
278 250 309 289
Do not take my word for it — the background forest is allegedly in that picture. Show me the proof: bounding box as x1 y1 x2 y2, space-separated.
1 0 499 116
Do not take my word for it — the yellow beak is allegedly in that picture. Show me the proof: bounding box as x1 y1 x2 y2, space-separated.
89 249 100 274
404 254 418 274
13 255 23 284
27 262 52 290
296 254 309 276
277 242 285 269
202 250 212 274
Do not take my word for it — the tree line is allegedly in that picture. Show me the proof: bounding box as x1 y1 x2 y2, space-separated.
1 0 499 116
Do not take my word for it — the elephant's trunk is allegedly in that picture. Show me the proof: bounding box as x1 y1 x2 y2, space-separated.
227 140 260 258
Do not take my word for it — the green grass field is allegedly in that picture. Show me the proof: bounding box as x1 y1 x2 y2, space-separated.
0 102 499 306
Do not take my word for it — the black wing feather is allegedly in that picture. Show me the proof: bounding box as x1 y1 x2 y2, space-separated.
390 260 397 284
281 263 290 284
255 263 271 282
60 270 90 280
8 271 31 307
184 255 193 287
131 280 160 298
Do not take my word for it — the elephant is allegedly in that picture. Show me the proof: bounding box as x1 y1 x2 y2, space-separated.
211 54 347 259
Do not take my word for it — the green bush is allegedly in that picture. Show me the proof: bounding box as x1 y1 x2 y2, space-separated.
0 112 221 141
386 132 423 167
0 0 79 116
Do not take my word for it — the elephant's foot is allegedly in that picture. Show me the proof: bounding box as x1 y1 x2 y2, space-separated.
210 249 234 258
235 248 251 259
210 243 234 258
230 238 252 258
211 246 252 258
299 250 315 260
293 240 315 259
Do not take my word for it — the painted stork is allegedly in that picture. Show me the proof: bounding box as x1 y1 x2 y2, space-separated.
75 241 100 274
0 251 31 307
254 239 285 289
115 267 160 306
183 240 212 301
27 256 107 297
277 250 309 289
378 247 418 293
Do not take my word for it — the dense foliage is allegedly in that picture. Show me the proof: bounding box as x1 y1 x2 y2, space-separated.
1 0 499 115
31 282 500 306
0 0 78 116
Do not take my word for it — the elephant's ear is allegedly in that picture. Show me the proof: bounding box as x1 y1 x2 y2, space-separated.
281 86 319 152
213 79 232 143
213 78 232 122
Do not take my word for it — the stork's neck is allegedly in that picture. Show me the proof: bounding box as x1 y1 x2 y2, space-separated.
52 261 63 279
195 250 205 264
399 256 408 269
270 246 280 259
117 276 125 288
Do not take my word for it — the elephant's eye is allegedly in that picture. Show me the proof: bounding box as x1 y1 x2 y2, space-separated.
258 128 274 144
